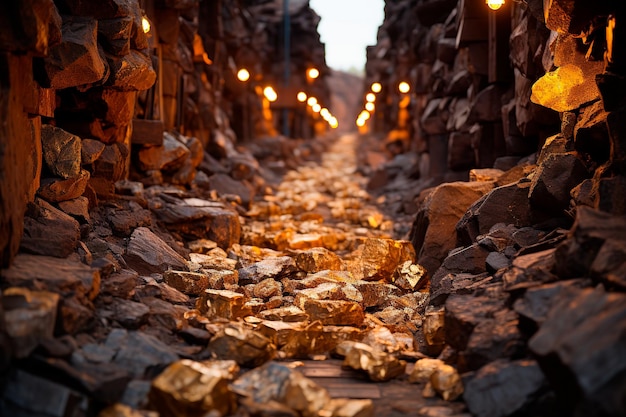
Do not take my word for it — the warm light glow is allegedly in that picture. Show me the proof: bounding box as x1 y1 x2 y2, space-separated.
359 110 371 120
307 96 318 106
330 117 338 129
398 82 411 94
371 82 382 93
142 17 151 33
366 93 376 103
320 108 331 119
307 68 320 79
486 0 504 10
312 103 322 113
263 86 278 102
365 102 375 112
297 91 307 102
237 69 250 82
356 118 366 127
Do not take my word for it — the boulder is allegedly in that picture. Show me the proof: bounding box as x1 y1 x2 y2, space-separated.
20 199 80 258
124 227 188 274
41 125 82 179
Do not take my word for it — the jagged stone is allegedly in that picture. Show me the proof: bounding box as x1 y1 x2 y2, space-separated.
502 249 558 291
341 341 406 382
138 132 190 172
295 247 344 273
349 238 415 282
208 323 275 368
102 269 139 299
529 152 588 213
20 199 80 258
38 169 91 203
530 286 626 416
301 299 364 326
41 125 82 179
281 321 362 358
98 17 133 56
238 256 297 285
149 359 236 417
257 305 309 322
574 101 610 163
106 50 156 91
44 16 107 89
163 270 209 296
253 278 283 299
464 359 546 417
108 207 152 236
101 298 149 329
2 287 59 358
410 181 493 274
124 227 188 274
196 289 251 320
231 362 330 417
58 196 91 223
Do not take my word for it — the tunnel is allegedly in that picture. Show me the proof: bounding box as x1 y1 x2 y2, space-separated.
0 0 625 416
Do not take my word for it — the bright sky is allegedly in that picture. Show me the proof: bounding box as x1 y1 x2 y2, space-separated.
309 0 385 72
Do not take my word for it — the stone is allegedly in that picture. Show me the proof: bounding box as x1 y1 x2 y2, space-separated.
502 249 558 291
20 199 81 258
102 298 149 329
108 208 152 237
196 288 251 320
456 182 540 246
38 169 91 203
280 321 362 359
102 269 139 299
529 286 626 416
574 101 610 163
138 132 190 172
238 256 297 285
408 358 446 383
231 362 330 417
2 287 59 358
106 50 156 91
207 323 275 368
528 152 588 214
207 173 255 208
105 329 178 378
430 364 464 401
149 359 236 417
447 132 474 170
58 196 91 223
98 17 133 56
468 85 504 123
44 16 107 89
257 320 306 348
393 261 427 290
295 247 344 272
423 306 446 354
464 359 546 417
257 305 309 322
124 227 188 274
154 199 241 249
41 124 82 179
543 0 611 36
0 0 61 55
323 398 374 417
301 299 364 326
93 143 128 181
163 270 209 296
253 278 283 299
430 272 492 307
444 295 505 354
341 342 406 382
410 181 493 274
350 238 415 282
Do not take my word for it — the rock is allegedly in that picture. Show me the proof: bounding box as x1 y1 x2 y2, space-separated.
485 252 510 272
102 269 139 299
410 181 493 274
257 305 309 322
20 199 81 258
324 398 374 417
231 362 330 417
257 320 306 348
103 298 150 329
98 17 133 56
281 322 362 358
124 227 188 274
393 261 428 290
430 272 492 306
502 249 558 291
154 199 241 249
456 182 540 246
464 360 546 417
238 256 297 285
163 270 209 296
58 196 91 223
447 132 474 170
196 289 252 320
574 101 610 163
350 238 415 282
301 299 364 327
106 50 156 91
207 323 275 368
295 247 344 272
528 152 588 214
207 173 255 208
430 363 464 401
543 0 611 36
409 358 446 383
108 207 152 237
253 278 283 299
38 169 91 203
341 341 406 382
423 306 446 354
2 287 59 358
148 359 236 417
44 16 107 89
104 329 178 378
138 132 190 172
468 85 504 123
529 286 626 416
61 0 136 19
41 125 82 179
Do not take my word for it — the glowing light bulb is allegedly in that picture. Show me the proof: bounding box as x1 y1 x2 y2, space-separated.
398 82 410 94
307 96 317 106
320 108 330 119
486 0 505 10
371 82 382 93
366 93 376 102
312 103 321 113
365 102 375 112
330 118 338 129
307 68 320 79
237 69 250 82
142 17 151 33
263 86 277 102
297 91 307 102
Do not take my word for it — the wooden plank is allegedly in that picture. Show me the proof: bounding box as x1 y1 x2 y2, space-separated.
309 378 382 399
131 119 164 145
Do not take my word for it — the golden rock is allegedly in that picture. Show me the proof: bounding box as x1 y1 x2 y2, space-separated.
322 398 374 417
295 247 344 272
281 321 363 358
196 289 251 320
408 358 446 383
207 323 276 367
148 359 236 417
430 364 464 401
301 299 365 326
341 341 406 382
257 305 309 322
163 270 208 296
